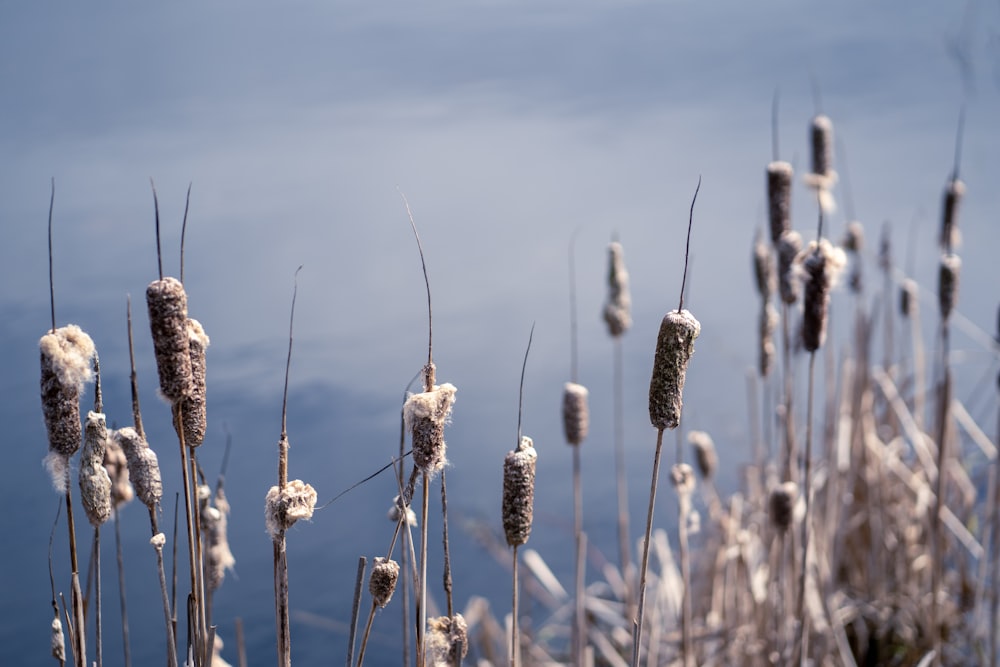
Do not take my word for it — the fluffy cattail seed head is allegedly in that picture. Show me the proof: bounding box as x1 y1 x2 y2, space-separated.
202 485 236 592
648 309 700 430
114 427 163 510
688 430 717 479
767 161 793 244
179 318 209 446
502 436 537 547
798 239 847 353
146 277 193 403
759 303 778 378
753 231 776 300
938 253 961 321
388 495 417 526
427 614 468 667
603 241 633 337
776 230 803 305
51 616 65 663
103 430 134 508
403 383 457 475
79 411 112 527
769 481 798 531
900 279 918 319
39 324 96 457
562 382 589 445
940 178 966 251
670 462 696 498
264 479 317 539
369 557 401 608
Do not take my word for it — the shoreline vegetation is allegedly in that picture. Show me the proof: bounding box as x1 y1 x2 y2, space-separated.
37 108 999 666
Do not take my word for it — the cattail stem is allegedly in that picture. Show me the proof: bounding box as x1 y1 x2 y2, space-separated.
273 533 290 667
440 470 454 619
990 393 1000 666
572 446 585 665
347 556 366 667
632 428 664 667
94 527 103 667
794 351 818 664
930 326 952 667
511 544 520 667
613 337 633 618
417 473 430 667
113 509 132 667
148 508 179 667
64 484 87 667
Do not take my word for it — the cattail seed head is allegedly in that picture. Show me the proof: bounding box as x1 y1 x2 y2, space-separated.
403 383 457 475
561 382 589 445
940 178 966 251
688 430 717 479
767 161 794 244
79 411 112 527
603 241 633 337
39 324 96 457
202 485 235 592
900 279 918 319
753 231 776 300
843 221 864 253
146 277 193 403
114 426 163 510
809 114 835 180
769 481 798 531
648 309 700 430
759 303 778 378
369 557 400 608
179 318 209 446
388 495 417 526
427 614 468 666
776 230 803 305
264 479 317 539
798 239 847 353
670 462 696 499
502 436 537 547
103 430 134 508
51 616 65 663
938 253 961 321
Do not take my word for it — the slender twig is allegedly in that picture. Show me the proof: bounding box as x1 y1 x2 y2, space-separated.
180 182 192 284
348 557 367 667
49 501 65 667
113 507 132 667
47 178 56 333
632 429 665 667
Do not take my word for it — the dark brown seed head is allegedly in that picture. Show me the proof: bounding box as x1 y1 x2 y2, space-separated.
767 161 793 244
843 221 864 254
769 481 797 531
810 114 834 179
562 382 589 446
369 557 401 608
753 231 776 300
179 318 209 447
502 436 537 548
940 178 965 251
39 325 95 457
79 411 112 527
603 241 633 337
776 230 803 305
648 309 700 430
146 277 193 403
900 279 918 319
114 426 163 510
688 431 717 479
799 239 847 353
404 383 457 475
938 253 961 321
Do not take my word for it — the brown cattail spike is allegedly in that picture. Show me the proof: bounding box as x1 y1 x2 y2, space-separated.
79 411 112 527
769 481 798 531
670 462 696 497
264 479 317 539
900 279 918 319
688 431 717 479
843 221 864 253
940 178 965 251
648 309 701 430
40 324 96 458
799 239 847 353
809 114 835 180
766 161 793 244
603 241 633 337
369 557 401 608
759 303 778 378
201 484 236 592
179 318 209 446
103 430 134 509
502 436 537 547
776 230 803 305
146 277 193 403
561 382 589 445
427 614 468 666
403 382 457 475
114 427 163 511
753 230 776 299
938 253 961 321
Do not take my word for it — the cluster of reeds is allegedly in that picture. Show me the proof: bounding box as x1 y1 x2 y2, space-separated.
36 104 999 667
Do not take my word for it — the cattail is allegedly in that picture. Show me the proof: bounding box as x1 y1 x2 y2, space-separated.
387 495 417 526
562 382 589 445
369 557 400 608
264 479 317 539
114 427 163 511
603 241 633 337
809 114 834 181
648 309 701 430
426 614 468 667
767 161 794 244
670 462 696 497
179 318 209 446
769 481 797 531
40 324 96 458
79 411 112 527
51 615 65 663
940 178 966 251
688 430 717 479
900 278 918 319
798 239 847 353
843 221 864 253
201 485 235 592
776 230 803 305
502 436 537 547
759 302 778 378
938 253 961 321
753 231 776 299
103 430 134 509
403 382 457 475
146 277 193 403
